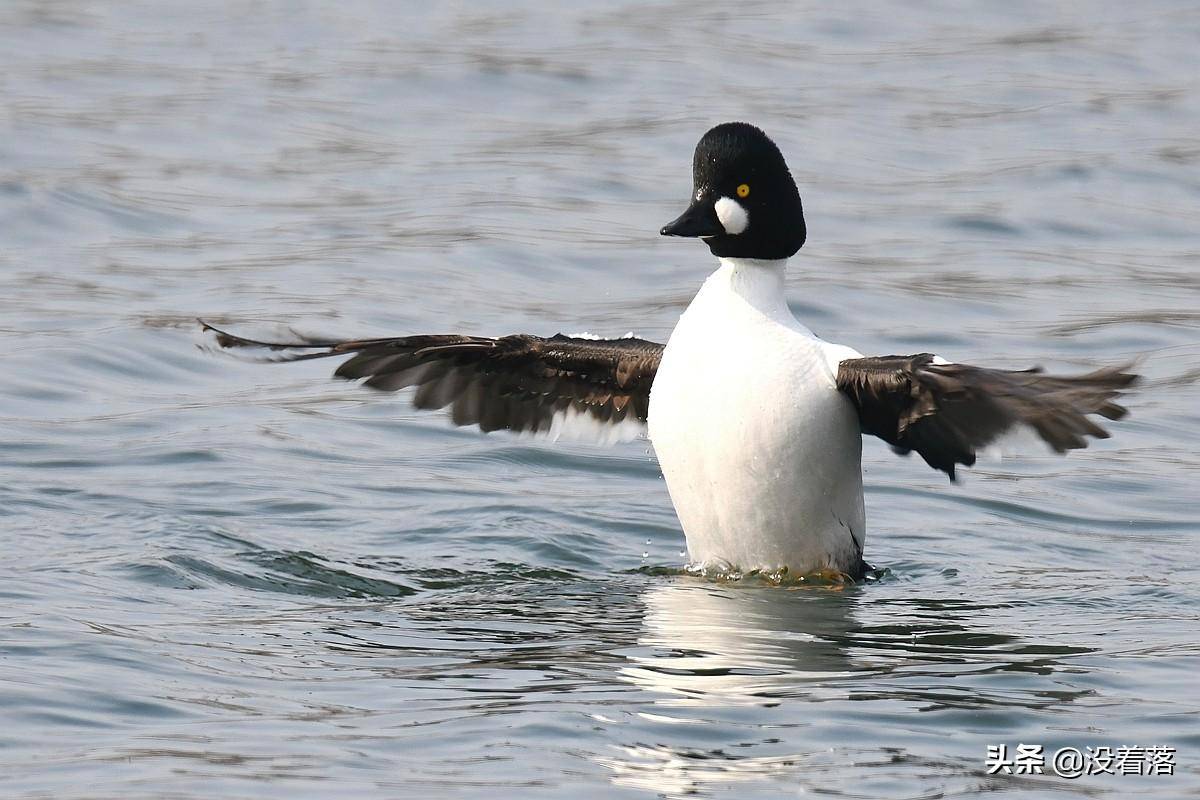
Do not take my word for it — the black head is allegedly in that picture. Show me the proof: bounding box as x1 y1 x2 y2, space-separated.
660 122 806 260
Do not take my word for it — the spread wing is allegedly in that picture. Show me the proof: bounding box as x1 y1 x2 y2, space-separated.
200 321 663 441
836 353 1137 480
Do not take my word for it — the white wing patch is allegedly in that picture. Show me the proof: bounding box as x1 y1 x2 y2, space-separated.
532 330 651 444
568 331 640 340
546 405 646 445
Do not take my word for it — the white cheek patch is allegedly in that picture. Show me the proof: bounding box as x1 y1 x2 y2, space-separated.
714 196 749 235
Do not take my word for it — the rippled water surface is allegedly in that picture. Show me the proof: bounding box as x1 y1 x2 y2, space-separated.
2 2 1199 797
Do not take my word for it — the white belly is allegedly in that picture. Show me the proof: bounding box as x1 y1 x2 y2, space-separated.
647 260 866 575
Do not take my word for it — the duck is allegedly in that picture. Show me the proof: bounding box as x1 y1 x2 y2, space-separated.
202 121 1136 580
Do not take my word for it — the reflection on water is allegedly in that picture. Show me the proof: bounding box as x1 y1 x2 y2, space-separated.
2 0 1199 797
610 583 864 796
604 580 1103 796
625 583 864 703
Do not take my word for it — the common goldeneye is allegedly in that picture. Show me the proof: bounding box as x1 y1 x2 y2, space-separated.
203 122 1135 580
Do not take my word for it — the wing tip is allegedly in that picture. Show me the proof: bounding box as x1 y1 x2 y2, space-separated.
196 319 343 363
197 318 252 351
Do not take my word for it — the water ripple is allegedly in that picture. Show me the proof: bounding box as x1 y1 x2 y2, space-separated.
1 1 1198 798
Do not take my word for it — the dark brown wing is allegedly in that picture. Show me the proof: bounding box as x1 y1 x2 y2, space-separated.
200 321 663 438
836 353 1137 480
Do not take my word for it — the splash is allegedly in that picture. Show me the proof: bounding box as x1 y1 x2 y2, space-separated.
634 562 891 588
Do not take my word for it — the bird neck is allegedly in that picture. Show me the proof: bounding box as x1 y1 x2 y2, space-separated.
714 257 791 319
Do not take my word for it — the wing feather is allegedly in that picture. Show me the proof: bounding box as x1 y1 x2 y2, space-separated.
836 353 1137 480
201 321 663 441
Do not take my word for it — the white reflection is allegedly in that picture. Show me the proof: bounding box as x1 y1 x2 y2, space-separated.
621 580 860 704
600 580 862 796
597 742 841 797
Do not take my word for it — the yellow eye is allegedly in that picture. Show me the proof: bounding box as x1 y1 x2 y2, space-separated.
736 183 750 198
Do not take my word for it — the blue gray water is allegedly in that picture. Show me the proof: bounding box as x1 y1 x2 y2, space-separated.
2 1 1198 797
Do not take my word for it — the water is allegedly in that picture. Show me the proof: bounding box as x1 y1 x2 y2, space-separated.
2 1 1198 797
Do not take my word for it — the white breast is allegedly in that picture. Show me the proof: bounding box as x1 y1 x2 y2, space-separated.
647 258 866 575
